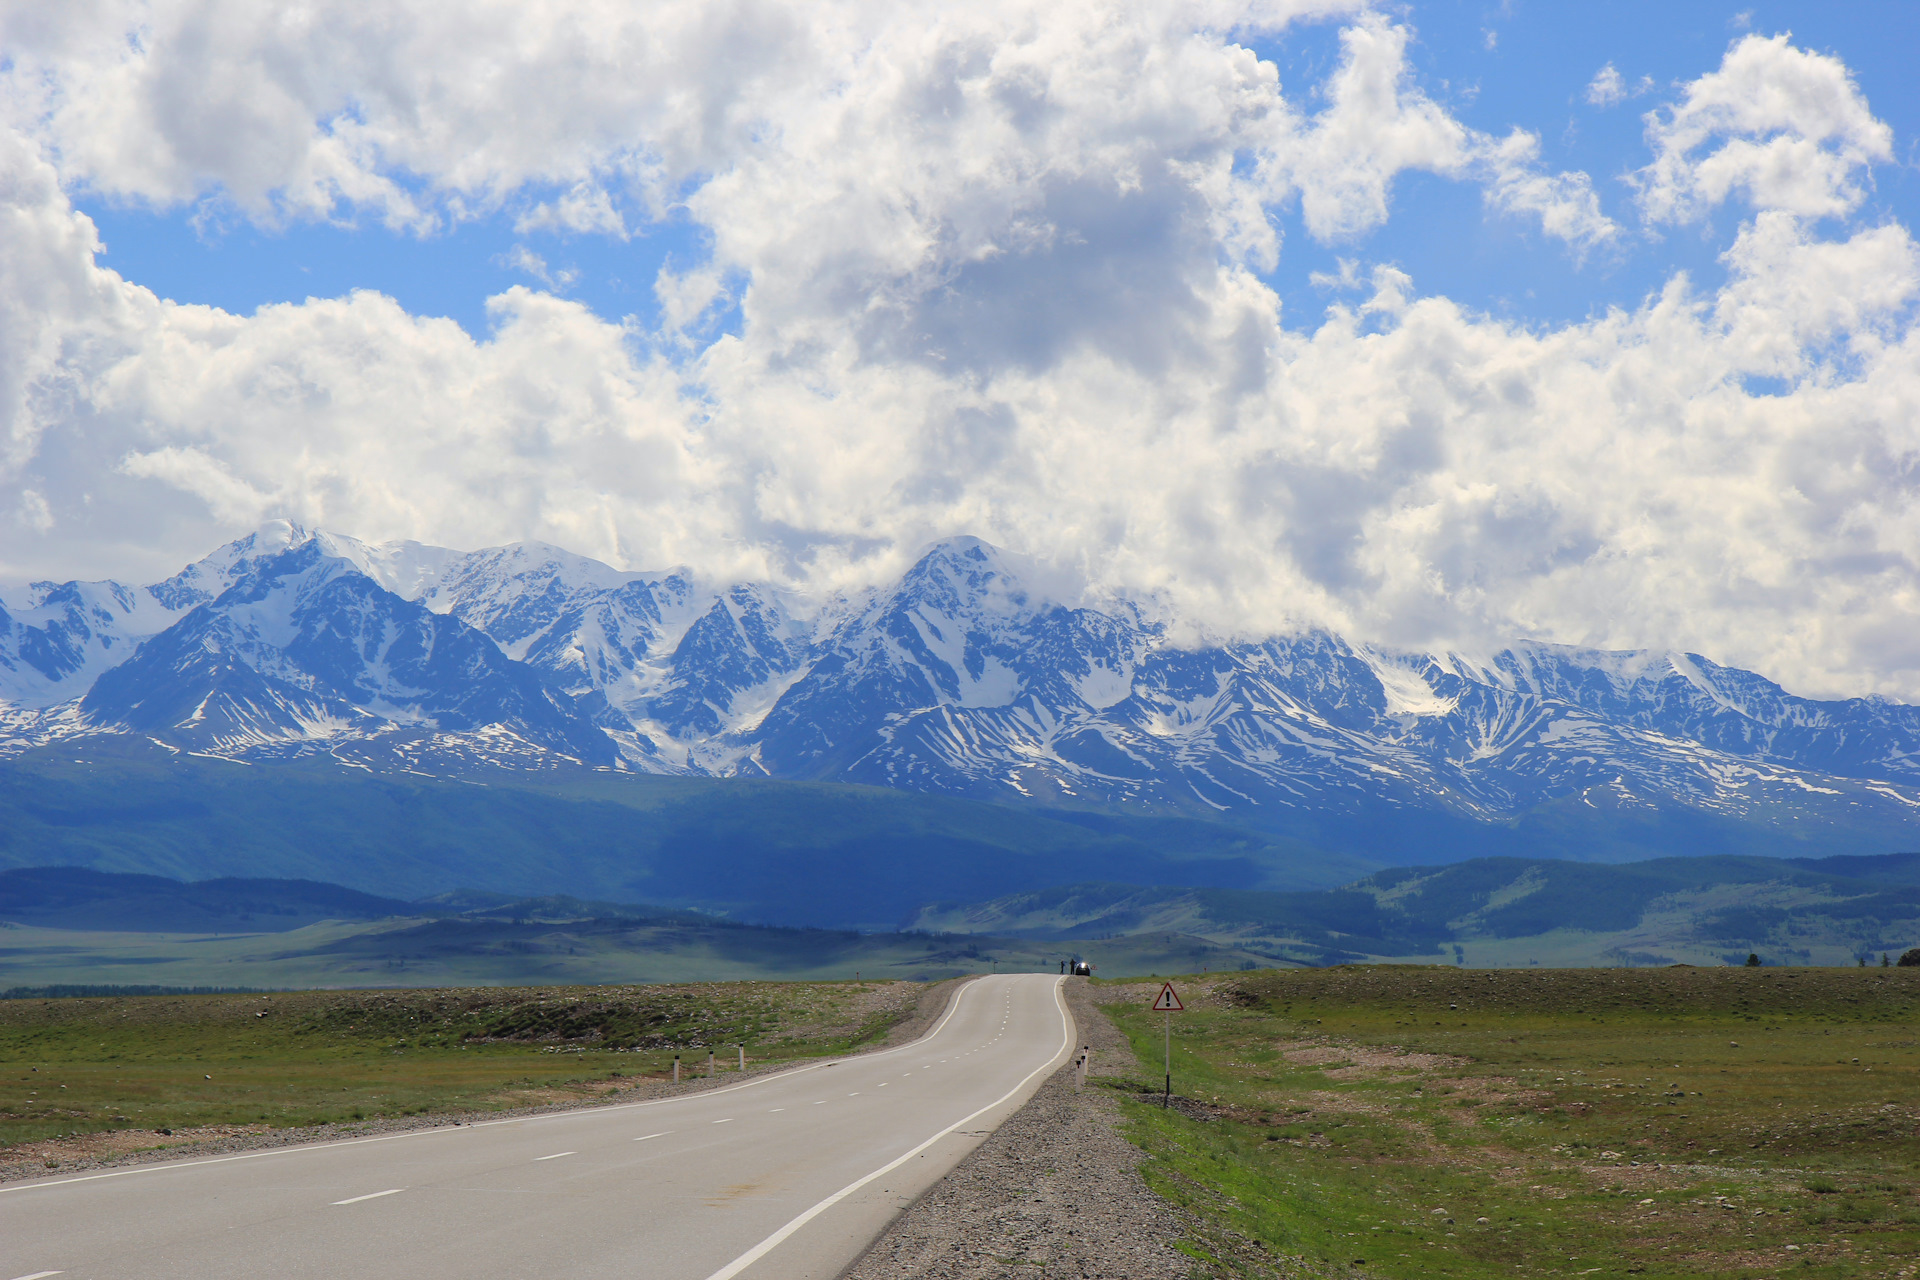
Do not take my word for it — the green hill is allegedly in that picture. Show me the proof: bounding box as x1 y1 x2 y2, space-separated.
0 739 1374 929
0 866 1276 988
908 852 1920 966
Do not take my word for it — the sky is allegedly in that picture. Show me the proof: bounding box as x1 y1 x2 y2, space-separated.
2 0 1919 700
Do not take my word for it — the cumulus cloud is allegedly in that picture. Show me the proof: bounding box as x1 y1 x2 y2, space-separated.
0 5 1917 703
1588 64 1628 107
515 184 629 238
1481 130 1618 256
1636 33 1894 223
1585 64 1653 108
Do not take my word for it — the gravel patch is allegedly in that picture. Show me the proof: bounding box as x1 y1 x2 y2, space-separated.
841 979 1197 1280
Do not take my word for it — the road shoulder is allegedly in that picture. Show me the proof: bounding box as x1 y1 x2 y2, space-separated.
840 978 1196 1279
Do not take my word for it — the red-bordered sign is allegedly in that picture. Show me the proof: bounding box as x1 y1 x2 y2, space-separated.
1151 982 1184 1012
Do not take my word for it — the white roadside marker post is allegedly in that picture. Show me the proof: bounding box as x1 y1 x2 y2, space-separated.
1151 982 1184 1109
673 1055 680 1084
738 1045 746 1072
708 1050 716 1078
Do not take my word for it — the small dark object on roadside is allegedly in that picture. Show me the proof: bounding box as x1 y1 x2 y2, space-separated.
1898 948 1920 967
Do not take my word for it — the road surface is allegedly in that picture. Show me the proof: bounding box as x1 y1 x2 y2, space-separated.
1 973 1073 1280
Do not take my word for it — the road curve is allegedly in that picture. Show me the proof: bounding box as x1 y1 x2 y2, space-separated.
0 973 1074 1280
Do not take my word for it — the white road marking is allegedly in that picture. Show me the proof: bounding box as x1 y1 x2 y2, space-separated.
0 980 996 1203
769 1108 785 1112
712 1118 734 1125
331 1189 404 1205
9 1272 65 1279
812 1101 825 1105
534 1152 576 1161
701 977 1070 1280
633 1133 669 1142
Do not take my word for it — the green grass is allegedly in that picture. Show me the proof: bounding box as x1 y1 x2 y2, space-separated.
0 980 921 1152
1099 966 1920 1279
0 916 1279 989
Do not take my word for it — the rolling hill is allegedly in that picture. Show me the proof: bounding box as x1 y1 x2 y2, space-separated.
907 851 1920 968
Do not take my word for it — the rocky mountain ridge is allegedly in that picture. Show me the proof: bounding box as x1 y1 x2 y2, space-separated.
5 522 1920 861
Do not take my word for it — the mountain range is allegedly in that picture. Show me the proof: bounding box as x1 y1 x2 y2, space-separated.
5 522 1920 881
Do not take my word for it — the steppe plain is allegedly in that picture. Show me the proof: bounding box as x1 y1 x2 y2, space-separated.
4 966 1917 1279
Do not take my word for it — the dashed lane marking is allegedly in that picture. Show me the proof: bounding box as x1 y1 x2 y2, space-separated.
534 1152 576 1161
712 1118 735 1125
634 1133 670 1142
332 1189 404 1205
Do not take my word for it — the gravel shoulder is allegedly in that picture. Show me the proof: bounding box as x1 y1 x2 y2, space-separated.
841 978 1198 1279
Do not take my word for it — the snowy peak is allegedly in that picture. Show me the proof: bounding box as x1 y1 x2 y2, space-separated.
422 541 654 633
8 526 1920 856
82 539 617 764
0 578 184 709
147 519 314 610
886 537 1038 628
647 585 812 741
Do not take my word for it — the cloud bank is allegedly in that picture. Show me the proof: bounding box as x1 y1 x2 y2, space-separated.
0 3 1916 701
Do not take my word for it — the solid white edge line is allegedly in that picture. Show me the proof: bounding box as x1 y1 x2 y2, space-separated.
331 1188 404 1205
0 977 987 1199
699 976 1073 1280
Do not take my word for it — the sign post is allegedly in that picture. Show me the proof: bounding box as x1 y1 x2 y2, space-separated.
1150 982 1184 1108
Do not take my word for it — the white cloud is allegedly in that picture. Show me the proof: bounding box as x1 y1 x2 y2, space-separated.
118 446 276 525
15 488 53 532
1587 65 1653 109
515 184 630 238
1587 64 1628 107
0 8 1916 705
1482 130 1618 256
498 244 578 290
1636 33 1893 223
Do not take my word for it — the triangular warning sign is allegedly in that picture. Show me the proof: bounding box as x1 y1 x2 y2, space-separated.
1151 982 1183 1012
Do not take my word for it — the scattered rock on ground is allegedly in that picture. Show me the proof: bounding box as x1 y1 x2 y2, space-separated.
843 980 1197 1279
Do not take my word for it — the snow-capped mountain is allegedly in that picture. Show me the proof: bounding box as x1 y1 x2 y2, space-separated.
82 539 614 764
7 522 1920 859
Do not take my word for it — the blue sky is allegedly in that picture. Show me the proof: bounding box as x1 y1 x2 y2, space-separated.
71 1 1920 339
8 0 1920 701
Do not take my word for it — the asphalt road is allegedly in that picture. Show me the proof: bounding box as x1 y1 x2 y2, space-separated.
0 974 1074 1280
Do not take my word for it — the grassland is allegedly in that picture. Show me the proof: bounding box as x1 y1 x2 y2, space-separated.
1097 966 1920 1279
911 856 1920 969
0 915 1280 988
0 979 927 1170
